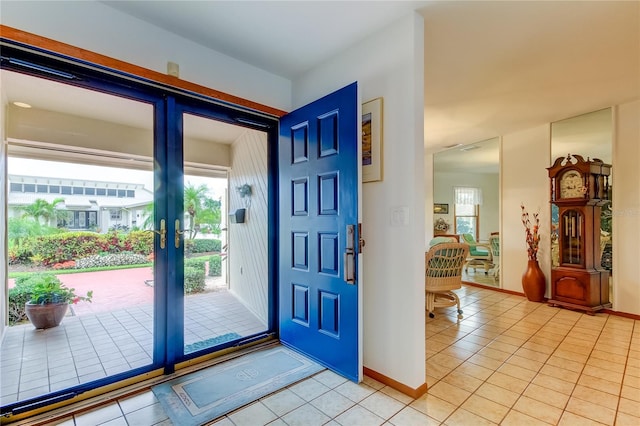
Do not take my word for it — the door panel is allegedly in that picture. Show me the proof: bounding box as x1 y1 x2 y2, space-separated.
1 69 159 410
279 83 360 381
1 42 280 417
180 111 269 357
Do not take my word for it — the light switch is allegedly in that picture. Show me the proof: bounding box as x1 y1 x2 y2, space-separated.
390 206 409 226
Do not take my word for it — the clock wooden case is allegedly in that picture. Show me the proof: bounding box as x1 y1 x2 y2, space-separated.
547 154 611 314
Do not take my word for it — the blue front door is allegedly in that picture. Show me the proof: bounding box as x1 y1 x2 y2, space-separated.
279 83 360 381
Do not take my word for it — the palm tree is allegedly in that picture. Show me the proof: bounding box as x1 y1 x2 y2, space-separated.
200 197 222 236
20 198 65 226
184 183 209 239
140 202 155 230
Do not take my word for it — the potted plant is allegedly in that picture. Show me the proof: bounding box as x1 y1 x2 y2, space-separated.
23 273 92 329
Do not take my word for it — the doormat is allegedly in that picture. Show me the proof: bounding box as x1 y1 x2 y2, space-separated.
152 346 325 425
184 332 240 354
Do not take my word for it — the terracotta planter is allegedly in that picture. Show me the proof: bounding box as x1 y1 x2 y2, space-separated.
522 260 546 302
24 302 68 329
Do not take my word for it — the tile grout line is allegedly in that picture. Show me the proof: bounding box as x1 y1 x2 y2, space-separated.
431 292 580 424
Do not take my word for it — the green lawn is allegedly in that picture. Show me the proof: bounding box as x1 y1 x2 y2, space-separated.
8 263 153 279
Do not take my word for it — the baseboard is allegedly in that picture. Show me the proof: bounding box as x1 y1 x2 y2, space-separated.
463 282 640 320
462 281 528 297
600 309 640 320
363 367 427 399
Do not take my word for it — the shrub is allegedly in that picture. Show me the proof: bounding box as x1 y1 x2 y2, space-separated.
208 255 222 277
24 231 145 265
185 239 221 254
8 245 33 265
185 258 206 273
8 279 35 324
29 232 105 265
184 266 205 294
75 252 149 269
53 260 76 270
125 231 154 255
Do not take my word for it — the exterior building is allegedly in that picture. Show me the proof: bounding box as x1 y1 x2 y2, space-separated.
7 174 153 232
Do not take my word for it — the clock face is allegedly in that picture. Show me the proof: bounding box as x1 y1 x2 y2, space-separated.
559 170 584 198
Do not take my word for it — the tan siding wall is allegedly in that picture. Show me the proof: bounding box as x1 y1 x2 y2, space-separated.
1 90 7 331
228 130 269 325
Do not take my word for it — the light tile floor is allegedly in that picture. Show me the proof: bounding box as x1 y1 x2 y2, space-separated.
12 284 640 425
462 268 499 288
0 290 265 405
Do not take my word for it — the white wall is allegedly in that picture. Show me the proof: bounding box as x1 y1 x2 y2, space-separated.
612 100 640 315
0 1 291 111
228 130 269 326
488 104 640 317
501 125 552 296
293 13 426 390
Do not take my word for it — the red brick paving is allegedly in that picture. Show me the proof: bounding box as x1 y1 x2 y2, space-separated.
9 267 154 316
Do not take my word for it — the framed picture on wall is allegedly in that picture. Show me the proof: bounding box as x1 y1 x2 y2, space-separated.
362 97 383 182
434 203 449 214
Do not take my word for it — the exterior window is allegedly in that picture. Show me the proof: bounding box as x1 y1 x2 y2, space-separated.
23 184 36 193
73 186 84 195
57 211 74 228
110 209 122 220
454 204 480 240
57 210 98 229
454 186 482 240
117 189 126 198
37 184 48 193
85 187 96 195
96 188 106 196
126 190 135 198
107 189 117 197
49 185 60 193
78 211 87 228
9 183 22 192
61 186 72 195
88 211 97 227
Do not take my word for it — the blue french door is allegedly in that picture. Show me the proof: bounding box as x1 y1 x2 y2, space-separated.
279 83 361 381
0 44 278 416
164 99 277 368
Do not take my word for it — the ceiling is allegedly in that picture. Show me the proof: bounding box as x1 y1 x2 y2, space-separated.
3 1 638 164
101 0 639 151
2 70 246 144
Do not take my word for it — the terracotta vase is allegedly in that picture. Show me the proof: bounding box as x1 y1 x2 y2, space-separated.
24 302 68 329
522 260 546 302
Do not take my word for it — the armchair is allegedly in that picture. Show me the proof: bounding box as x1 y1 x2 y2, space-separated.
425 241 470 319
460 233 493 274
489 234 500 282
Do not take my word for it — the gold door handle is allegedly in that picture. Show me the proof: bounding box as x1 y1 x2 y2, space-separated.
145 219 166 249
175 219 186 248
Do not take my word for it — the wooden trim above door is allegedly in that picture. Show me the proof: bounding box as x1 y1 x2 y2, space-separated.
0 25 287 118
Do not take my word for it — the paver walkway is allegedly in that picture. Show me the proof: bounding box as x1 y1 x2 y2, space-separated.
9 267 224 316
1 268 266 405
61 267 154 316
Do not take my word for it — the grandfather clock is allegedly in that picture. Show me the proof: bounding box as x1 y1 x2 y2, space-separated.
547 154 611 314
